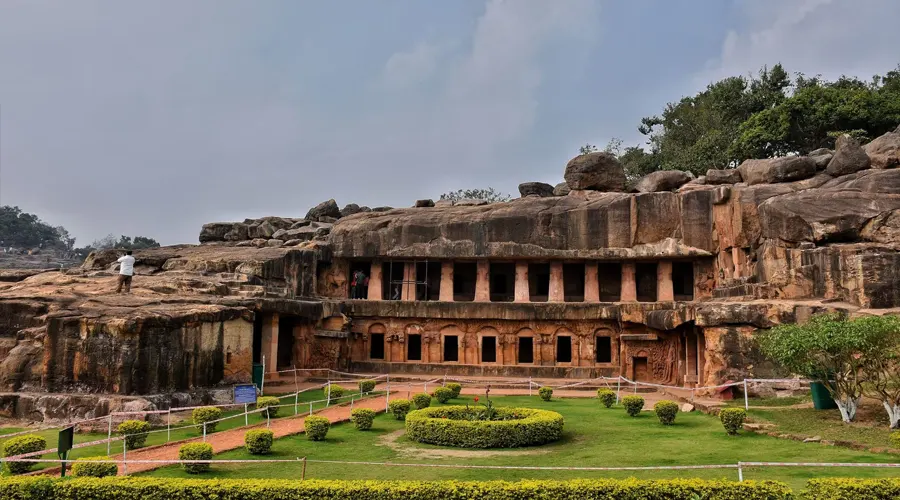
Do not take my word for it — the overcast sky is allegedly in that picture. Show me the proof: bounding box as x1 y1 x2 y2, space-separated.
1 0 899 245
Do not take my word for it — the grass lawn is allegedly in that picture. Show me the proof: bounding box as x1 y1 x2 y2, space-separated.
748 406 895 449
725 395 811 408
141 395 899 491
0 389 346 473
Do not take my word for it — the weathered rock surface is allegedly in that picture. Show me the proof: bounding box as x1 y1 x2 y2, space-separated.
415 199 435 207
865 126 900 169
826 135 870 176
553 182 571 196
634 170 693 192
341 204 368 217
821 169 900 193
706 169 743 185
518 182 555 197
808 148 834 170
305 199 342 221
737 157 816 185
564 152 626 191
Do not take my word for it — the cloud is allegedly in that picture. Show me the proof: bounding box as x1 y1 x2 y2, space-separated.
381 42 449 89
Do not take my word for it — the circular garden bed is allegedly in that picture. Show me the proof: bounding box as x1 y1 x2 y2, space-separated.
405 406 564 448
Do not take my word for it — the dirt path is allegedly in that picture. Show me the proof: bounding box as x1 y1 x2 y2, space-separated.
112 394 389 475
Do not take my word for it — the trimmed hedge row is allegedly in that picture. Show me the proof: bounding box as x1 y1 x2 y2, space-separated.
71 457 118 478
0 477 793 499
405 406 564 448
2 434 47 474
806 478 900 499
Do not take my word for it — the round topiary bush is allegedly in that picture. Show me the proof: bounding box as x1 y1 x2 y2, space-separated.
244 429 274 455
405 406 564 448
446 382 462 398
71 456 118 478
326 384 345 403
118 420 151 450
256 396 280 419
654 400 679 425
389 399 411 420
192 406 223 433
433 387 453 404
597 389 616 408
891 431 900 449
179 442 213 474
2 434 47 474
539 387 553 401
412 393 432 410
305 415 330 441
622 395 645 417
720 408 746 436
358 380 376 394
351 408 376 430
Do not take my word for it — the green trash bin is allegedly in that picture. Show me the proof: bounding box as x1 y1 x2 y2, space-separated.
252 363 264 391
810 381 838 410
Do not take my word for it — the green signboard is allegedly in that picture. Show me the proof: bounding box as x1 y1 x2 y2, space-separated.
58 426 74 477
252 363 264 390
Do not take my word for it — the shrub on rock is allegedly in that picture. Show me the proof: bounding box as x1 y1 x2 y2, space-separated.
244 429 274 455
539 387 553 401
256 396 280 418
433 387 453 404
117 420 151 450
326 384 345 403
305 416 330 441
622 396 645 417
179 443 213 474
351 408 376 430
192 406 223 433
71 456 118 478
720 408 747 436
389 399 411 420
2 434 46 474
358 380 376 394
654 400 679 425
412 393 432 410
597 389 616 408
446 383 462 398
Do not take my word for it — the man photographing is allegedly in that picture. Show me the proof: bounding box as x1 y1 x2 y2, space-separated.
115 250 135 293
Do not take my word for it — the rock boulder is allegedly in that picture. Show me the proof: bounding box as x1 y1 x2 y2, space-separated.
634 171 693 193
808 148 834 170
706 169 743 185
305 199 342 221
826 135 870 176
737 157 816 185
553 182 570 196
340 204 363 217
865 126 900 169
518 182 555 197
415 199 435 208
564 152 626 191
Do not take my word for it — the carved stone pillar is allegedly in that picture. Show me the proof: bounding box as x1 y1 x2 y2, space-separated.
620 263 637 302
367 260 383 300
549 262 564 302
439 262 454 302
584 263 599 302
260 312 279 373
475 260 490 302
514 262 529 302
658 261 674 301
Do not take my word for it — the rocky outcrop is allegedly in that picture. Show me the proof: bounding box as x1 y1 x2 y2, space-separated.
341 204 371 217
706 169 742 185
865 126 900 169
553 182 570 196
518 182 555 197
415 199 435 208
634 170 692 193
826 135 870 176
564 152 626 191
305 199 342 221
809 148 834 170
737 157 817 185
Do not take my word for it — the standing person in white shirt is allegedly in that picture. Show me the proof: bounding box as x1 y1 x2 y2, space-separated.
116 250 135 293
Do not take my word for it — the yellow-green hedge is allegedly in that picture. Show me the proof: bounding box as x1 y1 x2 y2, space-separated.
0 477 793 499
405 406 564 448
805 478 900 499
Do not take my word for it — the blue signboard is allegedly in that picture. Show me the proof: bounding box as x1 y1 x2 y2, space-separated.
233 384 258 404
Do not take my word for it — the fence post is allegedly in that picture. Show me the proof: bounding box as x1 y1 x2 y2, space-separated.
293 364 299 394
244 404 249 426
167 409 172 443
267 411 271 429
326 380 331 407
309 401 313 416
424 381 428 394
350 396 354 411
122 439 128 475
295 392 299 416
301 456 307 481
691 388 695 403
203 422 207 442
633 379 638 393
737 462 743 482
529 377 533 397
107 414 112 455
744 380 750 411
261 355 266 395
615 377 622 405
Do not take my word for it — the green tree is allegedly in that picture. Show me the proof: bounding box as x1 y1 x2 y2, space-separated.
757 313 886 423
73 234 161 259
858 315 900 428
439 188 511 203
0 206 71 249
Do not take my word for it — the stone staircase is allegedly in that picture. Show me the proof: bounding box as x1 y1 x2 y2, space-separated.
712 275 774 300
209 272 289 299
